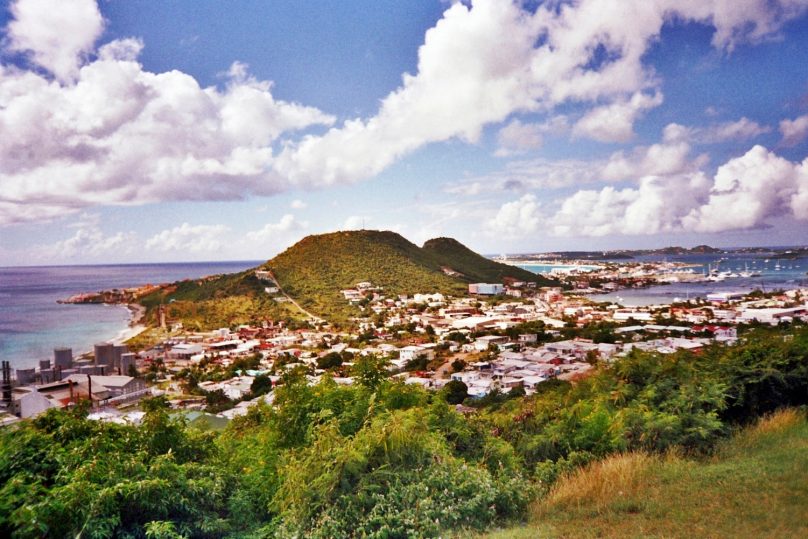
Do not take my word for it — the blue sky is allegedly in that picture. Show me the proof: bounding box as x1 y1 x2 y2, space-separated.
1 0 808 265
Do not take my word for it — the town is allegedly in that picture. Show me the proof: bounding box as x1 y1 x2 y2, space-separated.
3 266 806 427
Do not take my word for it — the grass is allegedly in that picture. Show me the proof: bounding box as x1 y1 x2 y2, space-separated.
484 409 808 539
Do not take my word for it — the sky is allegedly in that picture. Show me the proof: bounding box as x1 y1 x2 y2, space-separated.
1 0 808 266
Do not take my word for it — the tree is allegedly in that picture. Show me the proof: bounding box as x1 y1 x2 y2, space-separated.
352 354 389 390
451 359 466 373
317 352 343 370
250 373 273 397
507 383 526 399
443 379 468 404
405 354 430 372
445 332 468 344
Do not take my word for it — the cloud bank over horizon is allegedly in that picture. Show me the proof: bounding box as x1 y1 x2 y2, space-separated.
1 0 808 262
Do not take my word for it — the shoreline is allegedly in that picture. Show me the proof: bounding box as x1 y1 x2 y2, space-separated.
74 303 147 359
112 303 148 345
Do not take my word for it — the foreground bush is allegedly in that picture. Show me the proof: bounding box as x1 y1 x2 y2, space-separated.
0 326 805 537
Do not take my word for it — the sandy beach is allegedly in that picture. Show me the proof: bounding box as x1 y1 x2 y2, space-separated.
111 304 147 345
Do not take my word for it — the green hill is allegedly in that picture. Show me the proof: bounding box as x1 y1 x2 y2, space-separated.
136 230 558 328
422 237 553 285
262 230 465 321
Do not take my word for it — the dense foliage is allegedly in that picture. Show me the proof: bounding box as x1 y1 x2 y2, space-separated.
2 326 807 537
421 237 555 285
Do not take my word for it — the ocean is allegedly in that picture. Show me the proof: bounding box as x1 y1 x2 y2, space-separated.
0 261 261 370
520 252 808 306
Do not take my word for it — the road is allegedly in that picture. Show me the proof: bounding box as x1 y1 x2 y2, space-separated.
265 269 324 323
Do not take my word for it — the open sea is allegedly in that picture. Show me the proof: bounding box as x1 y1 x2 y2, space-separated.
0 261 260 370
519 252 808 306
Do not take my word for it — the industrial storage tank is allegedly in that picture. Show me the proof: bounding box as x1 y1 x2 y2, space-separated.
113 344 129 369
54 348 73 369
120 353 137 375
40 368 54 383
39 359 51 370
94 343 115 367
16 368 36 385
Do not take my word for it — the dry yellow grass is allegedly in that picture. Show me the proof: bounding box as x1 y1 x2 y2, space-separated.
533 452 657 517
736 408 803 441
485 408 808 539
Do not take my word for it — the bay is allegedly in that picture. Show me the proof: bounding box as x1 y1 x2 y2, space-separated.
519 252 808 306
0 261 260 369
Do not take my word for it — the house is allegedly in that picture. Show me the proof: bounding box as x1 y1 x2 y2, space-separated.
399 345 434 362
469 283 504 296
12 388 58 418
473 335 509 351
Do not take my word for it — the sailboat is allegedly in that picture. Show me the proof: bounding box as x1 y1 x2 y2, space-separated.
739 263 760 278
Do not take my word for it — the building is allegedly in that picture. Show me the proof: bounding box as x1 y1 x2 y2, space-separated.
469 283 504 296
168 343 204 360
739 306 808 325
473 335 509 351
11 378 98 418
399 345 435 362
65 374 149 404
94 342 115 368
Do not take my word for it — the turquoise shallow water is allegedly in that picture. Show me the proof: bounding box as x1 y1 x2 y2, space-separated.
0 261 260 369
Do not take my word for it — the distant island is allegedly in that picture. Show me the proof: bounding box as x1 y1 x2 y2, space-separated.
500 243 807 262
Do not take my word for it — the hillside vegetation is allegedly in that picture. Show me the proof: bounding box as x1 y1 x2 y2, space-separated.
2 325 807 537
262 230 465 321
423 237 554 285
138 230 556 328
136 270 306 332
486 408 808 539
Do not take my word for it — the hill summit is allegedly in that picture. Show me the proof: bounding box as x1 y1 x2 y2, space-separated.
422 237 542 284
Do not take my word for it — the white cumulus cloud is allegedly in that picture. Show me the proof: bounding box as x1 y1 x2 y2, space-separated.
779 113 808 147
486 194 541 238
682 145 807 232
2 0 807 226
572 91 663 143
489 144 808 238
6 0 103 82
146 223 230 253
245 214 307 243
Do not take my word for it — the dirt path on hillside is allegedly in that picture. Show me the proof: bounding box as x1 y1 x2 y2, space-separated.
265 269 323 323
